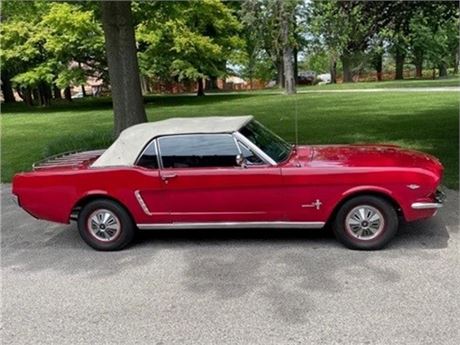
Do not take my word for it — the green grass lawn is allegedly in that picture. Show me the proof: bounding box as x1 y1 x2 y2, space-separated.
298 76 460 90
2 90 459 189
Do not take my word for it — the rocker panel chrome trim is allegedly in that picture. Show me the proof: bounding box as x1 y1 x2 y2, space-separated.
137 221 325 230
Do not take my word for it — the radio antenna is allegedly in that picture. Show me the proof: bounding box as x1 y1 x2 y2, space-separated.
294 91 299 146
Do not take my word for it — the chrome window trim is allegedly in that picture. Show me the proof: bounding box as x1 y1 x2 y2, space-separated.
134 138 161 169
137 221 325 230
156 133 240 169
233 131 277 166
233 134 266 166
232 134 243 155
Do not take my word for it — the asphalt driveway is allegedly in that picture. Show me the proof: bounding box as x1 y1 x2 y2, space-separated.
1 184 459 345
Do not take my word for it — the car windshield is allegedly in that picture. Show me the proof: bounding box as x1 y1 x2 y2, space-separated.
239 120 292 163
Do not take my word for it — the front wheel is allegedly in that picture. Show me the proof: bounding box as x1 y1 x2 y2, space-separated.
333 196 398 250
78 199 135 251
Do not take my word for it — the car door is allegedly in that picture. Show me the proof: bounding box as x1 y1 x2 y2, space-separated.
133 139 170 223
157 133 285 223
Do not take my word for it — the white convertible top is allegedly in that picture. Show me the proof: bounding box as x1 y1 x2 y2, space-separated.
92 116 253 167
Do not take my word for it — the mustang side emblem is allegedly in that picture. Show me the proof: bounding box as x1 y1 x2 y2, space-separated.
302 199 323 210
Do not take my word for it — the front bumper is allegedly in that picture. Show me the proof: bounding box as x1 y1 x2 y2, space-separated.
411 189 446 210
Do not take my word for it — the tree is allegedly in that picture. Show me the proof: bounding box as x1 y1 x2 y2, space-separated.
240 0 284 87
39 3 106 94
309 1 375 83
308 1 347 83
368 37 385 81
240 0 303 92
408 12 431 78
237 2 275 86
136 0 242 96
101 1 147 135
1 0 50 105
405 2 459 79
309 1 407 83
279 0 297 94
1 1 106 105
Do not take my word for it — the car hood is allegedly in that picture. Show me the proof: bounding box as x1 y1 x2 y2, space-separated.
293 144 443 175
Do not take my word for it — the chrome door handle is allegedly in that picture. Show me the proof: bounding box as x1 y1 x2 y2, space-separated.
161 173 177 181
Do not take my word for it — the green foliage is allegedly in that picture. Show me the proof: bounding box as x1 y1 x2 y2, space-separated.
12 65 54 87
1 1 50 74
136 0 243 82
1 1 105 91
239 0 305 79
299 50 330 73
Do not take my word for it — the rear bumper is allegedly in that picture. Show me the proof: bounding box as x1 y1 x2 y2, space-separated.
11 194 19 206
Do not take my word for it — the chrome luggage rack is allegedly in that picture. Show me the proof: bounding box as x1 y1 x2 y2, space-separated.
32 150 104 170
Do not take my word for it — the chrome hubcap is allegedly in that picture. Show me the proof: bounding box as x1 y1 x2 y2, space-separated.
87 209 121 242
345 205 384 240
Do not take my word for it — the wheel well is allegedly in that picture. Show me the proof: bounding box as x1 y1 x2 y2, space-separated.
70 194 134 222
327 191 403 225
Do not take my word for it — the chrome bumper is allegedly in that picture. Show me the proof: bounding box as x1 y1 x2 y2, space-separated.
411 189 446 210
411 202 443 210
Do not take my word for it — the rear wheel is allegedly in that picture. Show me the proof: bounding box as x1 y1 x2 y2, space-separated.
333 196 398 250
78 199 135 251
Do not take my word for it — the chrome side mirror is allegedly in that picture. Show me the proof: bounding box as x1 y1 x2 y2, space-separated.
236 154 246 168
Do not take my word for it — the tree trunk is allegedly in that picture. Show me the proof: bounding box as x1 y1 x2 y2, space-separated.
196 78 205 96
454 54 459 74
330 58 337 84
45 83 52 104
32 88 40 104
454 49 459 74
276 59 284 88
16 87 33 106
415 63 423 78
64 87 72 101
101 0 147 136
140 75 149 95
374 53 383 81
283 47 296 94
78 63 87 97
438 63 448 78
394 49 405 80
1 73 16 103
293 47 298 85
53 85 62 99
414 49 423 78
209 76 218 90
341 54 353 83
280 3 296 94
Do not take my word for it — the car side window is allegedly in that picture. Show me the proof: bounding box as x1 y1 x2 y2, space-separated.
137 140 159 169
237 141 264 165
158 134 240 169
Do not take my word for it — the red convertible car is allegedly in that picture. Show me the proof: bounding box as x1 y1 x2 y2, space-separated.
12 116 445 251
